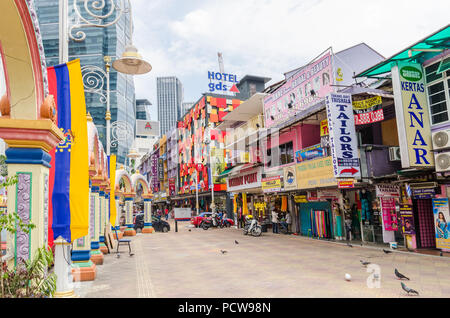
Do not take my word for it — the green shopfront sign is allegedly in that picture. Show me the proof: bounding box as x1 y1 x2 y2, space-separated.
400 65 423 82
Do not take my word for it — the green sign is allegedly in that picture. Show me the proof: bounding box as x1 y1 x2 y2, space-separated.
400 65 423 82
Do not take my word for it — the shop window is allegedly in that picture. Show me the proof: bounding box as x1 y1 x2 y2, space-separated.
425 60 450 125
280 141 294 165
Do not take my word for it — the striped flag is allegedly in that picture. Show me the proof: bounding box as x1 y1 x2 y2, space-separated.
47 59 89 244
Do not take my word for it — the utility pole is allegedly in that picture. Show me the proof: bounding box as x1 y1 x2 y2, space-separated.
218 52 224 73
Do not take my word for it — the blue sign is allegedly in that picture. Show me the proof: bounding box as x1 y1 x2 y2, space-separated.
295 144 324 163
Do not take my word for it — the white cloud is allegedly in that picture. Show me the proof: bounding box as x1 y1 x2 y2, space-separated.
130 0 450 121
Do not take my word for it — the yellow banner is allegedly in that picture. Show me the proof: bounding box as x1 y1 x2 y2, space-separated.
320 120 329 136
262 176 281 192
296 157 337 190
352 95 382 110
109 155 117 226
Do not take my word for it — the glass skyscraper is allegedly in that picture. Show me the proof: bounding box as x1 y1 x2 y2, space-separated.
157 77 183 137
35 0 136 164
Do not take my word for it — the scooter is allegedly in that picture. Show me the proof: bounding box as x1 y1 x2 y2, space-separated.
243 217 262 237
201 213 221 230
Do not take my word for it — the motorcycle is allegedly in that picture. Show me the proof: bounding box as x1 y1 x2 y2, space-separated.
243 217 262 237
201 213 221 230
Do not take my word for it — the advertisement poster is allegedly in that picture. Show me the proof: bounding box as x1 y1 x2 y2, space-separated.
295 144 324 163
326 93 361 179
320 120 329 136
399 204 415 235
392 62 434 168
262 176 282 193
283 166 297 190
381 197 398 231
432 198 450 249
263 51 333 129
353 95 384 126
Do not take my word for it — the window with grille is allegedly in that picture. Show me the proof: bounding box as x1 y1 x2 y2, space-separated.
425 59 450 126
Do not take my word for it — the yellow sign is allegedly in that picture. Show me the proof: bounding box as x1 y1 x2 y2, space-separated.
262 176 282 193
352 96 382 110
320 120 329 136
294 195 308 203
296 157 337 190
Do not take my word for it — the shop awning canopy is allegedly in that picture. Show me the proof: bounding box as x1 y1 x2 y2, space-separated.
355 24 450 79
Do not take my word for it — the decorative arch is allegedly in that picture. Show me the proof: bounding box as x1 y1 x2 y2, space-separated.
115 168 132 194
0 0 48 119
131 172 151 196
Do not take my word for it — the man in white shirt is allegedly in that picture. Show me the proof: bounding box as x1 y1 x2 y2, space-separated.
271 209 279 234
286 212 292 233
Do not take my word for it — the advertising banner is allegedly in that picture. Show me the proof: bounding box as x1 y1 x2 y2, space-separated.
432 198 450 249
295 144 324 163
325 93 361 179
392 62 434 168
227 167 262 192
136 120 160 136
320 120 329 136
381 197 398 231
353 95 384 125
296 156 337 190
169 178 176 196
263 51 333 129
262 176 282 193
399 204 415 235
283 166 297 190
376 184 400 198
338 179 355 189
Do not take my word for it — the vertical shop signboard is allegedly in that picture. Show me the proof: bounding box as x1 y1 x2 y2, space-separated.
380 197 398 231
326 93 361 179
432 198 450 249
399 204 415 235
392 62 434 168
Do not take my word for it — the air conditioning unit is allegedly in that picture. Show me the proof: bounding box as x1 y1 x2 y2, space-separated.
435 151 450 172
389 147 401 161
432 129 450 150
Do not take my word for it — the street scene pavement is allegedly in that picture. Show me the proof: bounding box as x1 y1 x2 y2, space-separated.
75 220 450 298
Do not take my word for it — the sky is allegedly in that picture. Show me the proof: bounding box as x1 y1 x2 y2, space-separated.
131 0 450 122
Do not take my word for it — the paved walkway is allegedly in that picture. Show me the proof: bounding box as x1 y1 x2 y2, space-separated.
75 221 450 298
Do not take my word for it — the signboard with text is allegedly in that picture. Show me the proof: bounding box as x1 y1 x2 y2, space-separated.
392 62 434 168
432 198 450 250
262 176 282 193
353 95 384 126
326 93 361 179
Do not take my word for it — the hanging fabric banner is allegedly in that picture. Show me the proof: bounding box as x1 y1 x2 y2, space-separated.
109 154 117 226
48 59 89 243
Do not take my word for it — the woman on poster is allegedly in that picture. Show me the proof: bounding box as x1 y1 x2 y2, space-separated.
436 212 449 239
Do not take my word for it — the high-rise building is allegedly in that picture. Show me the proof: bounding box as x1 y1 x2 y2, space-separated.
182 102 194 117
35 0 136 164
157 77 183 137
136 99 152 120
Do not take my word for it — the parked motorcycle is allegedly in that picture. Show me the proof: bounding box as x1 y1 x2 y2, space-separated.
201 212 221 230
243 216 262 237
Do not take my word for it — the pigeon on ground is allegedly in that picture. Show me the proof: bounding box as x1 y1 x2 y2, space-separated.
395 268 410 280
440 251 443 257
347 243 353 248
360 260 371 266
401 282 419 295
116 253 121 258
235 240 239 245
129 253 134 257
220 250 228 254
383 249 392 254
189 229 191 232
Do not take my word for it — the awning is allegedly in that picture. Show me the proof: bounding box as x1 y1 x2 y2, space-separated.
339 86 394 99
355 24 450 78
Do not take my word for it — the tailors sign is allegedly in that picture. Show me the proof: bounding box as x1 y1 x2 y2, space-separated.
326 93 361 179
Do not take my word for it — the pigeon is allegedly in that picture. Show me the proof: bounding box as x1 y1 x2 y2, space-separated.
235 240 239 245
401 282 419 295
220 250 228 254
347 243 353 248
116 253 121 258
360 260 371 266
440 251 443 257
383 249 392 254
129 253 134 257
189 229 191 232
395 268 410 280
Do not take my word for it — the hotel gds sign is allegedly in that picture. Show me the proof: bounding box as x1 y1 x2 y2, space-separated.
392 62 434 168
326 93 361 179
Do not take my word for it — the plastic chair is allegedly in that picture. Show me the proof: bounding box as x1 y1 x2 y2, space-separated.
114 228 133 256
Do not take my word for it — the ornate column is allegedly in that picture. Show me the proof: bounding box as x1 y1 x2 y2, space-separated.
90 178 103 265
112 188 123 239
123 193 136 236
142 196 154 234
71 181 96 281
98 184 108 254
0 119 63 267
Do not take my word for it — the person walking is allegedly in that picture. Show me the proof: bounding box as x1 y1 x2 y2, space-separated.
164 207 169 221
272 208 279 234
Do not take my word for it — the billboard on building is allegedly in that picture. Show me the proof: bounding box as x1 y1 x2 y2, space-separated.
263 50 334 129
136 120 160 136
326 93 361 179
392 62 434 168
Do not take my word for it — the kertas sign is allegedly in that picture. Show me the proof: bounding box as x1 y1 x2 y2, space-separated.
326 93 361 179
392 62 434 168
